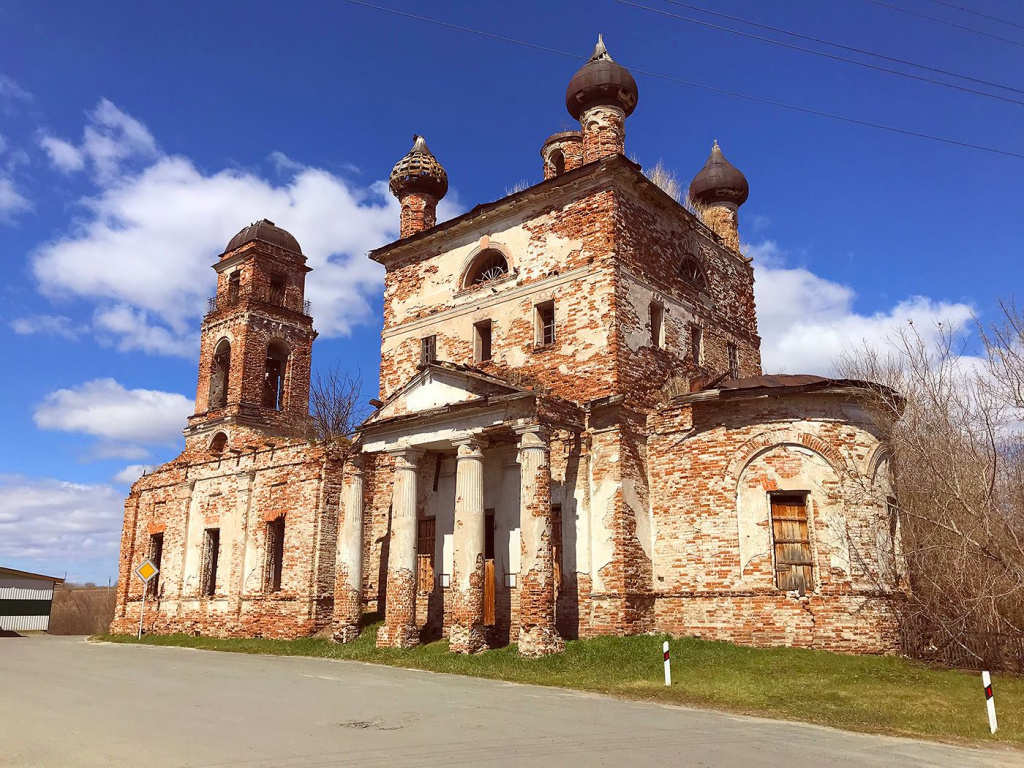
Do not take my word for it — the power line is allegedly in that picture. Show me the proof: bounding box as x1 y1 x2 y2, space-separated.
863 0 1024 47
654 0 1024 96
341 0 1024 160
921 0 1024 32
617 0 1024 107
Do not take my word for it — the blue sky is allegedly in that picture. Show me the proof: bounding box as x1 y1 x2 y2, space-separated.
1 0 1020 583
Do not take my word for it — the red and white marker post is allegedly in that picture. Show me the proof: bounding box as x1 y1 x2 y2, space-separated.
982 671 997 734
663 640 671 686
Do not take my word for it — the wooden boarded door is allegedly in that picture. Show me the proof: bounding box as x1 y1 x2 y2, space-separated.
770 494 813 592
484 510 495 626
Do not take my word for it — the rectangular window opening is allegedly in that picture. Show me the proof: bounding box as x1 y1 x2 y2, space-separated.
551 504 563 591
650 303 665 349
474 319 493 363
269 274 286 306
770 494 812 592
201 528 220 598
535 301 556 346
417 517 436 592
690 325 703 366
728 342 740 379
227 271 241 303
266 517 285 592
420 335 437 366
147 533 163 597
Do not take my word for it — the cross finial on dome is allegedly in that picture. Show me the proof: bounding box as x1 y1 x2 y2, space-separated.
591 33 611 61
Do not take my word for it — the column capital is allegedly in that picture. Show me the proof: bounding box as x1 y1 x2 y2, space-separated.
388 446 424 471
345 455 365 477
453 433 487 458
515 423 549 449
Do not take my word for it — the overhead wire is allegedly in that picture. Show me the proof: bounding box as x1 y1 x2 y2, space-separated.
341 0 1024 160
921 0 1024 31
617 0 1024 106
862 0 1024 47
652 0 1024 96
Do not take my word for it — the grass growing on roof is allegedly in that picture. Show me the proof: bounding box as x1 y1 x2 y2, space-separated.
95 623 1024 747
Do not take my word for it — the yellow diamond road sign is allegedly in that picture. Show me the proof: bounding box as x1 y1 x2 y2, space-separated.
136 559 159 583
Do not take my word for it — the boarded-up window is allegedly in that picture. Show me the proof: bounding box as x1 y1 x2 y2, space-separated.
201 528 220 597
417 517 435 592
266 517 285 592
771 494 813 592
484 510 495 626
551 504 563 591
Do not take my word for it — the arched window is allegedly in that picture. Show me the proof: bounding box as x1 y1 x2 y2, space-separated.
465 249 510 287
209 432 228 454
680 257 708 291
262 340 290 410
550 149 565 176
208 339 231 409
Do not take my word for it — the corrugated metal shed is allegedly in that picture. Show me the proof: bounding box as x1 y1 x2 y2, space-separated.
0 566 65 632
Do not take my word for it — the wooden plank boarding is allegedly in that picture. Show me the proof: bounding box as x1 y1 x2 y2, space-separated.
484 559 495 626
771 495 813 591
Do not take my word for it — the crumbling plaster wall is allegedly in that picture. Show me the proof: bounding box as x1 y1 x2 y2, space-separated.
646 393 899 652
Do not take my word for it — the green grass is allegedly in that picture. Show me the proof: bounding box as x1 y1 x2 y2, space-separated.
95 623 1023 748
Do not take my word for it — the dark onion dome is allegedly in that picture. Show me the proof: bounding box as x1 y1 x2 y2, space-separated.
689 140 749 207
565 35 639 120
225 219 302 254
389 134 449 200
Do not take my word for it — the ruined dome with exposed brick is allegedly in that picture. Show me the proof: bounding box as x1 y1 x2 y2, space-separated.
225 219 302 255
389 135 449 200
565 35 639 120
689 141 749 207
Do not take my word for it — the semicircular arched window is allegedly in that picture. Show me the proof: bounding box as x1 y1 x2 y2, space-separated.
209 432 228 454
680 257 708 291
465 249 510 288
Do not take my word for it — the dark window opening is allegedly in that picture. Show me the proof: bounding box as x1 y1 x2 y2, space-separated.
269 274 286 306
266 517 285 592
690 325 703 366
262 340 290 410
201 528 220 597
209 432 228 454
551 504 563 590
536 301 556 346
417 517 435 592
466 249 510 287
680 257 708 291
147 534 163 597
728 343 740 379
474 320 493 363
770 494 813 592
550 149 565 176
484 510 495 561
887 496 901 587
227 271 241 303
420 335 437 366
650 303 665 349
209 339 231 409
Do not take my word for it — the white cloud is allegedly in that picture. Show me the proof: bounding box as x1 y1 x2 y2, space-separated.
749 240 975 375
0 475 122 566
29 99 460 356
34 378 193 448
0 74 32 104
39 135 85 173
113 464 155 485
10 314 82 340
0 176 31 220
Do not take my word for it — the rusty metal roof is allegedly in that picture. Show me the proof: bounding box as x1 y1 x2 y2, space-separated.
718 374 831 390
565 35 638 120
689 140 749 207
225 219 302 255
389 134 449 200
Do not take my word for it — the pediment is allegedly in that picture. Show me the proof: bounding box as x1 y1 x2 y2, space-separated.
365 364 526 424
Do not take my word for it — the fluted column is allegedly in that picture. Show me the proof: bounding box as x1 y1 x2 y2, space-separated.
334 459 364 643
377 448 422 649
450 436 487 654
516 425 564 657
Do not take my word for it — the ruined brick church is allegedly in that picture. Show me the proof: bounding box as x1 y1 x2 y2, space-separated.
113 38 901 656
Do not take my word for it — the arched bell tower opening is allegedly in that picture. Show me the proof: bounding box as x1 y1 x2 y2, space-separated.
208 339 231 409
262 340 291 410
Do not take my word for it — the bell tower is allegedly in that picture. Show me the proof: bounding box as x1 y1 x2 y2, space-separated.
185 219 316 450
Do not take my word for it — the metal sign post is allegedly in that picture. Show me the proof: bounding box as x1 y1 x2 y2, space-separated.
134 559 159 639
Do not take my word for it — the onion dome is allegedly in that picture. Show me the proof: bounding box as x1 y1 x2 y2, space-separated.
689 140 749 207
225 219 302 254
389 134 449 200
565 35 639 120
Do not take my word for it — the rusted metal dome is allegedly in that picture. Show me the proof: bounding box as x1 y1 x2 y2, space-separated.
225 219 302 254
689 141 749 206
389 135 449 200
565 35 639 120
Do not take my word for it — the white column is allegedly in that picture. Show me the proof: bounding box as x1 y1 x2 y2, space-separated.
334 459 364 643
377 447 422 649
450 436 487 654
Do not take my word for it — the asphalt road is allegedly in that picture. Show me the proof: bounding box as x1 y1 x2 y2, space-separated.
0 635 1017 767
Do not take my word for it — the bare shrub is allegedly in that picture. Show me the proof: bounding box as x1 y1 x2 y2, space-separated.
49 584 117 635
643 159 682 203
683 193 709 225
505 179 531 196
308 365 368 444
837 313 1024 671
